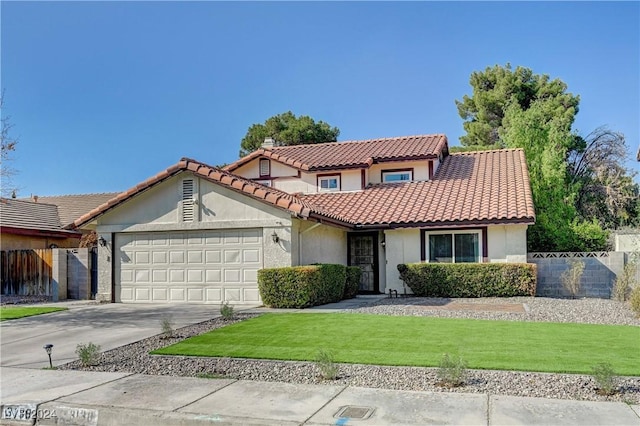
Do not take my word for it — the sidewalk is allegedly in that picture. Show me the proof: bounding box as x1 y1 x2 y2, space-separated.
1 366 639 426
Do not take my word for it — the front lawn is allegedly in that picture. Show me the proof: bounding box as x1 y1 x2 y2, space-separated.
0 306 67 321
154 313 640 376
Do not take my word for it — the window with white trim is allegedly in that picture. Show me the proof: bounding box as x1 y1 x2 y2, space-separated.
382 170 413 183
259 159 270 177
427 231 480 263
318 175 340 192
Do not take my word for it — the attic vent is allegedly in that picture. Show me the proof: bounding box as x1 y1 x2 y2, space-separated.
259 159 270 177
182 179 195 222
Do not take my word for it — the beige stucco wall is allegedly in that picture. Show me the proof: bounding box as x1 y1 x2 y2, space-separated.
368 160 431 184
294 220 348 265
232 159 299 179
615 233 640 252
487 224 528 263
276 169 362 194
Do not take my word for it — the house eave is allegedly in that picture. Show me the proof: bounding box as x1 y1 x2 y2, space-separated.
0 226 82 239
352 217 536 230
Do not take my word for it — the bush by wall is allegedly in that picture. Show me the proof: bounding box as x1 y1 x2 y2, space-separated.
397 263 536 297
343 266 361 299
258 264 346 308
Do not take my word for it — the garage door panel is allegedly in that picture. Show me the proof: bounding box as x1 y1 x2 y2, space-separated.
152 288 168 301
244 288 260 302
187 288 204 302
206 269 222 282
170 288 185 301
135 287 151 301
224 250 241 263
187 270 203 283
206 288 222 302
116 229 263 304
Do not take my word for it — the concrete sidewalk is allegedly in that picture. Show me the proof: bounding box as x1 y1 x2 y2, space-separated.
1 367 639 426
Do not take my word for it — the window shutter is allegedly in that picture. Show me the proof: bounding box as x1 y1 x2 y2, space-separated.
182 179 195 222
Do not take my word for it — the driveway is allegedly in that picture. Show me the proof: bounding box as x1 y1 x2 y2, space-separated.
0 302 259 369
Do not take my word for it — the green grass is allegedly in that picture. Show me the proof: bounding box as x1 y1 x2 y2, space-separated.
153 313 640 376
0 306 67 321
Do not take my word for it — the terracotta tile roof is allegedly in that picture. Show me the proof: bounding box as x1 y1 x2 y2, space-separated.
69 158 316 229
299 149 535 227
225 134 448 172
28 193 121 227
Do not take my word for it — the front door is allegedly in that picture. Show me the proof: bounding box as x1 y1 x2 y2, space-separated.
348 233 379 293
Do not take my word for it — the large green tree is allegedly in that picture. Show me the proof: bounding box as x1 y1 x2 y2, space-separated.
456 64 580 148
456 64 623 252
239 111 340 157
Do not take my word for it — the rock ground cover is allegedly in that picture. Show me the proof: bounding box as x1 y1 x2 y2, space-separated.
58 297 640 404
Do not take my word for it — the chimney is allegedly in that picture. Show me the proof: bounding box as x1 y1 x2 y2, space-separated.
262 137 275 148
33 195 39 203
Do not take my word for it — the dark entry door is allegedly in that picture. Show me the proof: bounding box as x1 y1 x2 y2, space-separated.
348 233 379 293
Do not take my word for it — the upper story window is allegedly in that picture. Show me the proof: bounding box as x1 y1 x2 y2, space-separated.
255 179 272 187
382 169 413 183
318 174 341 192
259 159 271 177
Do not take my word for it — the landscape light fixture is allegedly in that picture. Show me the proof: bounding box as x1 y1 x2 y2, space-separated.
98 236 107 247
271 232 280 244
43 344 54 368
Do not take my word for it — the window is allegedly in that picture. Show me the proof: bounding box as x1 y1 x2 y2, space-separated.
428 231 479 263
259 159 270 177
318 174 340 192
382 170 413 183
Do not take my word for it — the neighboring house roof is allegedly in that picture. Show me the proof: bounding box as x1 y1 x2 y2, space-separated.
0 198 80 238
70 158 324 230
300 149 535 228
224 134 448 172
70 148 535 231
30 193 121 227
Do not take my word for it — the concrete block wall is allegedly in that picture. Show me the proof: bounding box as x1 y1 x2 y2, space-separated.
51 249 68 302
528 252 633 298
67 249 91 300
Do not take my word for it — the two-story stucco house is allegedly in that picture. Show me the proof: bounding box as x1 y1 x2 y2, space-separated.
71 134 535 304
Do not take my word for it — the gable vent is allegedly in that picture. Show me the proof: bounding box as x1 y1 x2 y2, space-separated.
182 179 195 222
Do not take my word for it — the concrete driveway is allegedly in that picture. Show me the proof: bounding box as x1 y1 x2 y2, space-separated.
0 302 259 369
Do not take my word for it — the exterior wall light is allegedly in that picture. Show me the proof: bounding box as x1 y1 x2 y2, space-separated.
98 236 107 247
271 232 280 243
43 344 54 368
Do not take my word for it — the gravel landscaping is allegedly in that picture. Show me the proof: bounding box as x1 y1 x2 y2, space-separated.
59 297 640 404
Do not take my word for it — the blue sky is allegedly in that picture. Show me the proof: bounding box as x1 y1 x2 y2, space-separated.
2 1 639 196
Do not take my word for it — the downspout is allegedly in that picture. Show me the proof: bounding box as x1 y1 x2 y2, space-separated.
298 222 323 265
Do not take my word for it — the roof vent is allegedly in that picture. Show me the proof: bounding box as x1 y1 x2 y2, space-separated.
262 137 275 148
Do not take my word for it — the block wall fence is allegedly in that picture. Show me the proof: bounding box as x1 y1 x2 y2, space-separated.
528 252 640 298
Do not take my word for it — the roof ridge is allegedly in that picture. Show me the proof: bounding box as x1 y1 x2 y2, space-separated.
450 148 524 155
268 134 445 150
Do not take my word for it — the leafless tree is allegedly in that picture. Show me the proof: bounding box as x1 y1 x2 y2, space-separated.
1 92 19 197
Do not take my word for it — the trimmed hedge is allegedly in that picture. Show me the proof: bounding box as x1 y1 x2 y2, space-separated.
343 266 361 300
258 264 347 308
397 263 537 297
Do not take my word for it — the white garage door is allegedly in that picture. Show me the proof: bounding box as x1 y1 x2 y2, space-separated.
115 229 263 303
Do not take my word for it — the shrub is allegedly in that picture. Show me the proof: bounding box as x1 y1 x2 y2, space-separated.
75 342 101 366
614 256 638 302
343 266 361 299
220 302 235 320
314 348 339 380
630 286 640 318
560 259 585 299
160 315 174 339
397 263 536 298
258 264 346 308
436 353 467 387
591 362 618 396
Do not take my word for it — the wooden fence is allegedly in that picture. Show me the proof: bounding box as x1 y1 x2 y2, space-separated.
0 249 53 296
